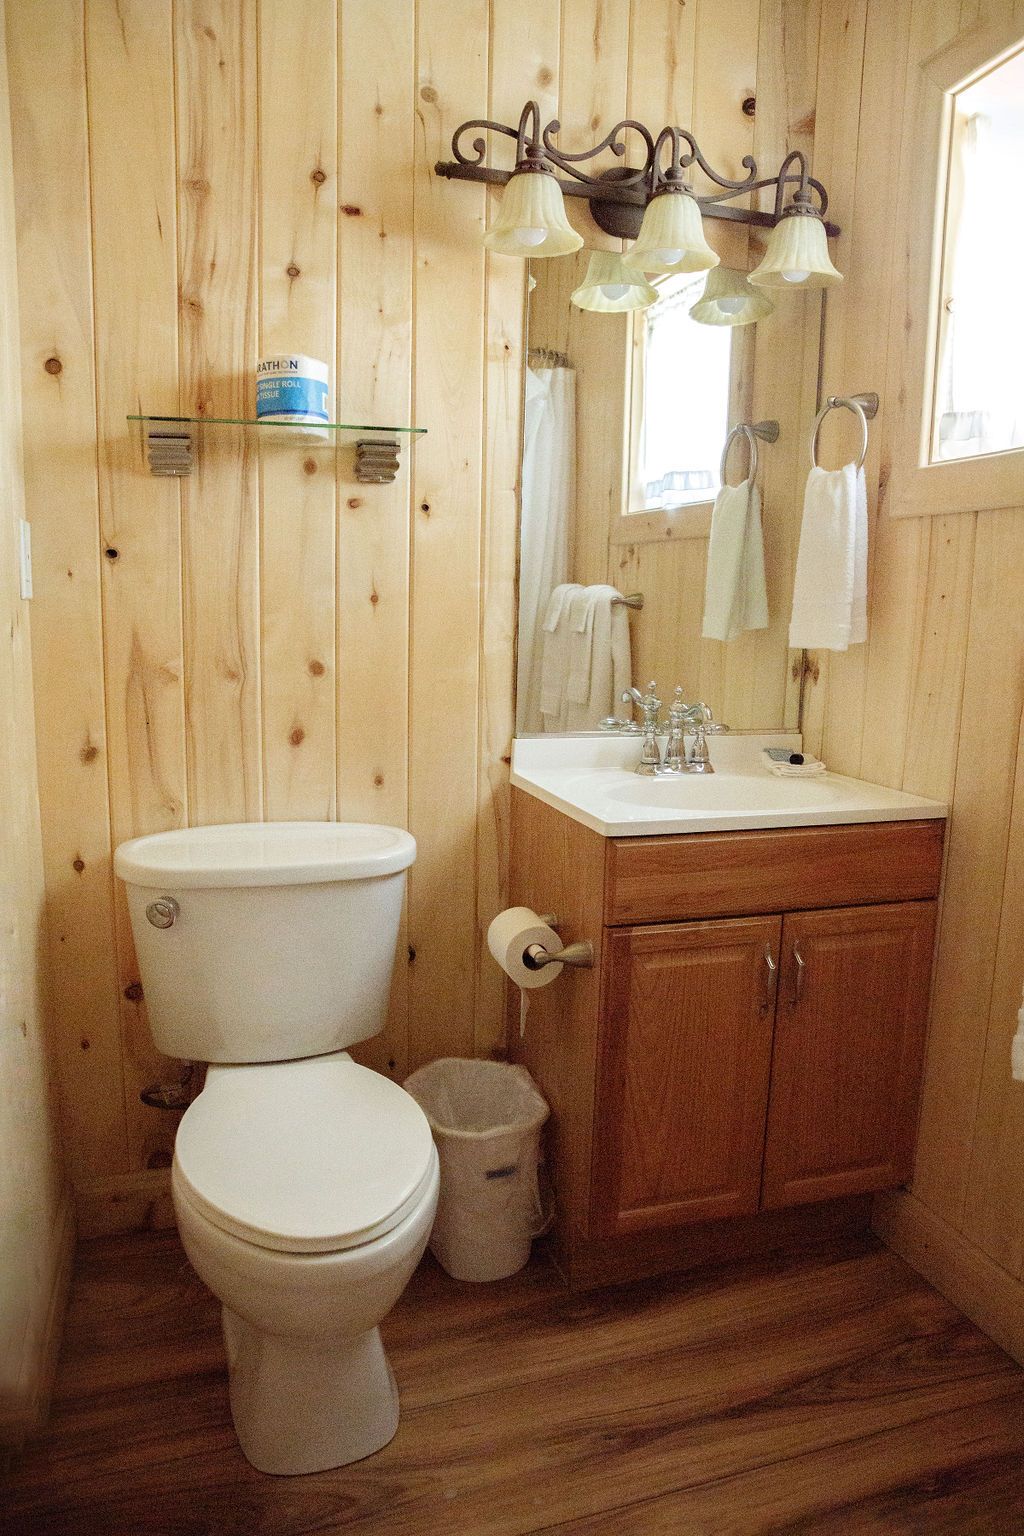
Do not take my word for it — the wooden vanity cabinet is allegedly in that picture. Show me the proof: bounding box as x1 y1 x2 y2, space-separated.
508 788 945 1287
760 902 937 1210
593 916 780 1234
593 900 937 1238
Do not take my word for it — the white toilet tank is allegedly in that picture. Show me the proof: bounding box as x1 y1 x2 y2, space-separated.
114 823 416 1064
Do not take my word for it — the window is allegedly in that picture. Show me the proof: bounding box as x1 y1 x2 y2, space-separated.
628 272 733 513
931 44 1024 465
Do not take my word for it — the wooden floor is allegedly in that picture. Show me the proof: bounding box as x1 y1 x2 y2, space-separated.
3 1231 1024 1535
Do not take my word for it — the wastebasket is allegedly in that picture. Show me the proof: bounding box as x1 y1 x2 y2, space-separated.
403 1058 550 1282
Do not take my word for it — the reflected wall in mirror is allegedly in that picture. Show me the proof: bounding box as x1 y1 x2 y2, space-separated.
515 244 824 736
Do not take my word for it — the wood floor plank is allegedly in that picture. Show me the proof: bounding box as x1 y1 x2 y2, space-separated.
543 1386 1024 1535
2 1232 1022 1536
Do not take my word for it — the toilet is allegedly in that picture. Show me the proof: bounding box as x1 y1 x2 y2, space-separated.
114 822 439 1476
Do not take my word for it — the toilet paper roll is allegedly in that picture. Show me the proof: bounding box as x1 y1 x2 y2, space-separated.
487 907 563 989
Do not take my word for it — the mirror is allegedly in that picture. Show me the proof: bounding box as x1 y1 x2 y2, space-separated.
515 245 824 736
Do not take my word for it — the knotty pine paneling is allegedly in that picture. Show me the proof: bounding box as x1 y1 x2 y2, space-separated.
0 0 71 1435
802 0 1024 1346
6 0 129 1186
12 0 1022 1316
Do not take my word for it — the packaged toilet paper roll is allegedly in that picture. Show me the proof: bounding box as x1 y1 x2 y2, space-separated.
487 907 563 989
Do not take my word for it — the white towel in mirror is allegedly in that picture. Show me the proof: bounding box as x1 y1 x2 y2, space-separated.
539 583 583 726
789 462 867 651
540 583 631 731
701 480 769 642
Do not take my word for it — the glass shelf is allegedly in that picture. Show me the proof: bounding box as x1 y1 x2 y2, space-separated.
128 414 426 482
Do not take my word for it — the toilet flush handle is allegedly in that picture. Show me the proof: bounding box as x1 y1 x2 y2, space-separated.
146 897 179 929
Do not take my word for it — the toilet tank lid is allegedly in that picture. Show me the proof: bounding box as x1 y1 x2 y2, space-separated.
114 822 416 888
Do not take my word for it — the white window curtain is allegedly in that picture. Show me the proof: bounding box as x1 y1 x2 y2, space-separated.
516 364 576 733
935 111 1024 460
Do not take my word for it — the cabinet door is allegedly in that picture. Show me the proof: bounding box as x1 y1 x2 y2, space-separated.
761 901 937 1210
592 916 781 1236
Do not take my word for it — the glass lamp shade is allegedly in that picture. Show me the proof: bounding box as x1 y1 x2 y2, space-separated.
625 189 719 275
690 267 775 326
483 169 584 258
748 212 842 288
571 251 658 312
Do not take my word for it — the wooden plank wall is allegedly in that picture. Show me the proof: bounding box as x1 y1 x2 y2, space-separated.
13 0 1024 1325
0 0 72 1439
804 0 1024 1351
6 0 825 1234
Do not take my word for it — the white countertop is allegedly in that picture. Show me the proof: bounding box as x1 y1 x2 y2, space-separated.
510 733 947 838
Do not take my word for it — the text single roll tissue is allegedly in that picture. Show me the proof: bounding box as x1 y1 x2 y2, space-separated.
487 907 563 989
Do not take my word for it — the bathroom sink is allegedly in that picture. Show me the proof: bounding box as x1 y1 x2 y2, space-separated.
510 734 947 838
601 771 852 812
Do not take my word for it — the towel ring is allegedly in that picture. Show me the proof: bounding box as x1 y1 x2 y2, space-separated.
809 392 879 472
719 419 780 487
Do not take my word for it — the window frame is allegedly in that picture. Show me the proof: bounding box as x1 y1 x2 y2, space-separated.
612 276 754 548
886 16 1024 520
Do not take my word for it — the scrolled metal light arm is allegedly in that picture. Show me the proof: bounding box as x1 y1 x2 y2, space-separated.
435 100 838 238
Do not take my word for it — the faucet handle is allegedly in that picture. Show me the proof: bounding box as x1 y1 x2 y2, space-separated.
669 686 696 722
640 681 661 722
694 702 729 734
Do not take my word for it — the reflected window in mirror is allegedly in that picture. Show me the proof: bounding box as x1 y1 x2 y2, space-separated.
629 273 733 512
931 43 1024 464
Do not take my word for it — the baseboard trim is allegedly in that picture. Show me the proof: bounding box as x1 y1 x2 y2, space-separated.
873 1190 1024 1367
0 1192 75 1449
74 1168 175 1240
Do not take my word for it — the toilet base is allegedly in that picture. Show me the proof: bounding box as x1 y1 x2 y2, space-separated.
222 1308 400 1475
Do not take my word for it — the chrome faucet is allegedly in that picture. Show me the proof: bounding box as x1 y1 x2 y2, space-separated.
622 682 663 775
684 702 728 774
621 682 729 775
661 688 700 774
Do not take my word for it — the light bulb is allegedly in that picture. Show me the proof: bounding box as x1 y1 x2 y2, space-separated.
514 226 548 247
782 268 810 284
600 283 629 301
649 247 683 266
716 296 745 314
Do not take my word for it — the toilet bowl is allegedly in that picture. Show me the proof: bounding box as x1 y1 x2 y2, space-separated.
114 822 432 1475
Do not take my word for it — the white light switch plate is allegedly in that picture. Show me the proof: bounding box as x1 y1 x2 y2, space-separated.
18 519 32 599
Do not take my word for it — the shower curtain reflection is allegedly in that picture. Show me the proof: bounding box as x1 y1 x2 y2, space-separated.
516 359 576 733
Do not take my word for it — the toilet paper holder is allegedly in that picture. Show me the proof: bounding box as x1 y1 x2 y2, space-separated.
524 914 595 971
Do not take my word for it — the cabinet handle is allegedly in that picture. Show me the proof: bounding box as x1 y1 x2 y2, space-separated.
791 941 806 1005
762 943 777 1012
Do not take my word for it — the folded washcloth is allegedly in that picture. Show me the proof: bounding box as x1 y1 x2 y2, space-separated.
789 461 868 650
761 749 827 778
702 480 769 641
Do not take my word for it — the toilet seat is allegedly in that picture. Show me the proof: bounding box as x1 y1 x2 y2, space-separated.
174 1054 435 1255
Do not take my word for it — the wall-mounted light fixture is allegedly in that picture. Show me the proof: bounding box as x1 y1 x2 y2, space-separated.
747 151 843 289
480 104 583 258
624 127 720 275
571 250 656 312
436 101 841 284
690 267 775 327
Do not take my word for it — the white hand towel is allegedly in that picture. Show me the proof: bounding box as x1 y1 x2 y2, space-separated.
539 583 582 727
564 586 631 730
610 599 632 718
566 587 598 706
789 462 868 650
701 480 769 642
